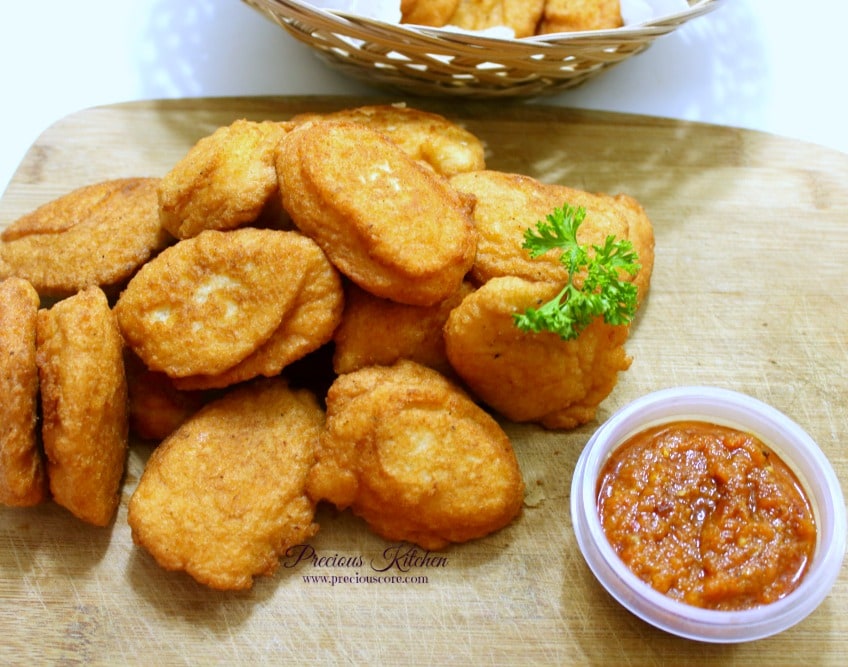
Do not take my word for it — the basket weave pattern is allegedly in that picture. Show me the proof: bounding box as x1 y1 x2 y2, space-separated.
243 0 722 97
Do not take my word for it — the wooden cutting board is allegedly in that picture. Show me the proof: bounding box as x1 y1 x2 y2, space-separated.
1 96 846 664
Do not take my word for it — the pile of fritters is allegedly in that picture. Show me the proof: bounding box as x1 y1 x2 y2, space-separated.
0 102 654 590
400 0 623 37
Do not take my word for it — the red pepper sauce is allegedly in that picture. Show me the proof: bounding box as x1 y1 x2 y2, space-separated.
597 420 816 610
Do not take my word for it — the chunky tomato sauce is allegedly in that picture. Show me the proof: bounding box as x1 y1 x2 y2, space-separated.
597 420 816 610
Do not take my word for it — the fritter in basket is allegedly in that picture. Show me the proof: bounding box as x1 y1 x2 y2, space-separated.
539 0 623 33
401 0 460 27
445 0 546 38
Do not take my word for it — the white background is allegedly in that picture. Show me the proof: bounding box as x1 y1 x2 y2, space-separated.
1 0 846 196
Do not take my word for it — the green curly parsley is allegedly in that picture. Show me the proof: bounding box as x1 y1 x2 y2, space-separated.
512 202 641 340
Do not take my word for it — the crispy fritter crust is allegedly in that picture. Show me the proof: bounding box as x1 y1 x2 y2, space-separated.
278 121 477 306
308 361 525 550
538 0 623 33
449 170 654 305
0 178 172 297
171 233 344 390
610 191 655 304
128 378 322 590
0 278 47 506
290 104 485 177
446 0 546 38
444 276 632 428
115 228 318 378
333 281 473 376
158 119 292 239
36 286 128 525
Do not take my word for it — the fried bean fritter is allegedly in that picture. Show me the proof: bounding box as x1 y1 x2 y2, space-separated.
538 0 623 33
158 119 292 239
115 228 318 379
0 178 172 298
611 191 655 303
172 233 344 391
128 378 322 590
290 104 486 177
444 276 632 429
0 277 47 507
446 0 546 38
401 0 460 26
36 286 128 525
124 351 212 442
449 170 654 305
332 281 473 376
278 121 477 306
308 360 525 550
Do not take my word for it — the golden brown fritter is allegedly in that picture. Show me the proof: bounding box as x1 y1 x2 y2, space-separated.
444 276 632 429
290 104 486 178
446 0 546 38
538 0 623 33
115 228 318 379
172 233 344 391
308 360 525 550
128 378 322 591
401 0 460 26
449 170 654 305
332 281 473 376
278 121 477 306
0 277 47 507
36 286 128 525
158 119 292 239
0 178 172 298
124 351 212 442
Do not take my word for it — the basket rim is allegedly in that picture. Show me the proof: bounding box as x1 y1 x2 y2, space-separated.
263 0 725 50
244 0 726 97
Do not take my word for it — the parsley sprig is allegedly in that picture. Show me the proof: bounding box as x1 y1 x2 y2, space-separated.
512 203 641 340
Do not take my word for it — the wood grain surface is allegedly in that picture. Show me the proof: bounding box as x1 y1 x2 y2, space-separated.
1 96 846 665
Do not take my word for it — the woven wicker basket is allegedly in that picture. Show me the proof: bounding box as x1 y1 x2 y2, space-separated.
242 0 724 98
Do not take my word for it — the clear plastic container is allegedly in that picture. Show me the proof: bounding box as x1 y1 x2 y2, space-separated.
571 386 846 643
